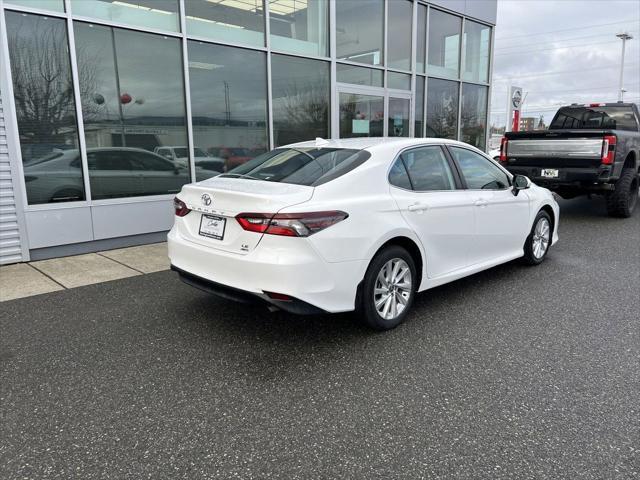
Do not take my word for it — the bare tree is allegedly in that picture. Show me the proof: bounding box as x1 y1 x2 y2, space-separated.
427 97 458 139
8 15 98 153
275 79 329 144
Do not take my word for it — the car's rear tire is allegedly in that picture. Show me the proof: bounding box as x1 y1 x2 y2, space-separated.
357 245 417 331
523 211 552 265
606 168 638 218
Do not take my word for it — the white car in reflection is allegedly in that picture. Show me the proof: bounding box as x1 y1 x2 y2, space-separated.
169 138 560 330
489 147 501 161
23 147 189 203
155 146 225 173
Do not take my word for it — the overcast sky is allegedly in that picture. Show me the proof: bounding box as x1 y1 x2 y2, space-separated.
490 0 640 128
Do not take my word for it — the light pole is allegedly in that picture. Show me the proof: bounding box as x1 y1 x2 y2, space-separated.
616 32 633 102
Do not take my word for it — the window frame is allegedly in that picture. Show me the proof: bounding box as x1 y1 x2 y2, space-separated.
387 143 464 192
445 145 513 191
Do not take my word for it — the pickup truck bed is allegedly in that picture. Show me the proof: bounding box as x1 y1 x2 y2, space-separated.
500 103 640 217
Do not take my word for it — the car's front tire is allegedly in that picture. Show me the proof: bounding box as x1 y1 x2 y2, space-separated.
357 245 417 330
523 210 552 265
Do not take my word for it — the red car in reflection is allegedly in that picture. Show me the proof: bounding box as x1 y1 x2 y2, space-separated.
206 146 269 171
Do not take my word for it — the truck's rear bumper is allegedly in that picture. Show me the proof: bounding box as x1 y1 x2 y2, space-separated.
505 165 615 191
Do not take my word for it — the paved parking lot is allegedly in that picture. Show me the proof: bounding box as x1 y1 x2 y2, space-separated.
1 196 638 479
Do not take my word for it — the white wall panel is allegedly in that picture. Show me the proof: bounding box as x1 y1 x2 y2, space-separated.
25 207 93 249
91 199 174 240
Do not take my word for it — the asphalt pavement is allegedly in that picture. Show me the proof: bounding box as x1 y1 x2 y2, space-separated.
1 196 639 479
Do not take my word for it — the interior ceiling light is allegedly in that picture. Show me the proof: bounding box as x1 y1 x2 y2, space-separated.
269 0 308 15
185 15 244 29
112 1 172 14
188 61 224 70
206 0 263 13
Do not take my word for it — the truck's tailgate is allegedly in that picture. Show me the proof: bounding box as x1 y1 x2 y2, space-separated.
505 130 607 168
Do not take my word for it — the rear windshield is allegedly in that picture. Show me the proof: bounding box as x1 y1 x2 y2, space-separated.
222 148 370 186
550 106 638 131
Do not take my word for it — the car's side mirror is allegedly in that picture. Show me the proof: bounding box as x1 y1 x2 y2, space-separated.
512 175 531 196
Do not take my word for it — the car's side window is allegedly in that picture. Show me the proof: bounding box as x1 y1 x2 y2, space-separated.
389 157 413 190
87 152 132 171
132 152 175 171
401 146 456 191
450 147 510 190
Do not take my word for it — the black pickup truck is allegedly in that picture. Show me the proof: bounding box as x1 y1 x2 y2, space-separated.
500 102 640 217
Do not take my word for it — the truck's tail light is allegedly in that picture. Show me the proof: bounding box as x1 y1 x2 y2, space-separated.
499 136 508 163
236 211 348 237
601 135 616 165
174 197 191 217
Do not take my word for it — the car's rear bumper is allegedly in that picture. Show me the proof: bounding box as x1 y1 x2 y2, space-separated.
505 165 615 191
167 227 367 313
170 265 327 314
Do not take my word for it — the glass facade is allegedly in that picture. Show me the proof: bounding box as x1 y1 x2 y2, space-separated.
426 77 459 139
271 54 330 146
460 83 489 150
270 0 329 57
74 22 190 198
187 41 268 180
5 12 84 204
336 64 383 87
336 0 384 66
387 71 411 91
415 77 425 137
462 19 491 83
416 3 427 73
387 0 412 71
2 0 493 207
4 0 64 12
428 8 461 79
70 0 180 32
185 0 265 47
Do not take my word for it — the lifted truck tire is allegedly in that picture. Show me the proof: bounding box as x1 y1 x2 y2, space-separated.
605 168 638 218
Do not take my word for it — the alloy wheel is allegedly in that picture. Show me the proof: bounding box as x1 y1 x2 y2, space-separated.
373 258 412 321
532 217 550 259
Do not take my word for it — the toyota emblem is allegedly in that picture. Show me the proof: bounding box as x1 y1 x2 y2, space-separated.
201 193 212 206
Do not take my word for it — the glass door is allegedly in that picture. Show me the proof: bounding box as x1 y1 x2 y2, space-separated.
336 85 413 138
388 95 411 137
338 86 385 139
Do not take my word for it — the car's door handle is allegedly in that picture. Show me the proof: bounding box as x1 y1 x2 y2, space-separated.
474 199 488 207
408 203 430 212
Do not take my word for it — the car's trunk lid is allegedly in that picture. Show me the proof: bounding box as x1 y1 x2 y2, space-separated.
178 177 313 254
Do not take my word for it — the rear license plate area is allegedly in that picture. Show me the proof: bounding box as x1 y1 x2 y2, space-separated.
541 169 559 178
199 214 226 240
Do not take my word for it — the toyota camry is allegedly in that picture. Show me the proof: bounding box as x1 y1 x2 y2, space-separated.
168 138 559 330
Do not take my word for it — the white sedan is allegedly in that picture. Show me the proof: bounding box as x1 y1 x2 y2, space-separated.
168 138 559 330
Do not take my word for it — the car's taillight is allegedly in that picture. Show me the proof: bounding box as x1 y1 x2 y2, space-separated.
174 197 191 217
601 135 616 165
236 211 348 237
499 136 508 163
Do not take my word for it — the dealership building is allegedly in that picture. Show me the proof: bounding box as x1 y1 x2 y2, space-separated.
0 0 496 265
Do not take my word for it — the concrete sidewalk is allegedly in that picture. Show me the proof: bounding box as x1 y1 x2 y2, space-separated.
0 242 169 302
